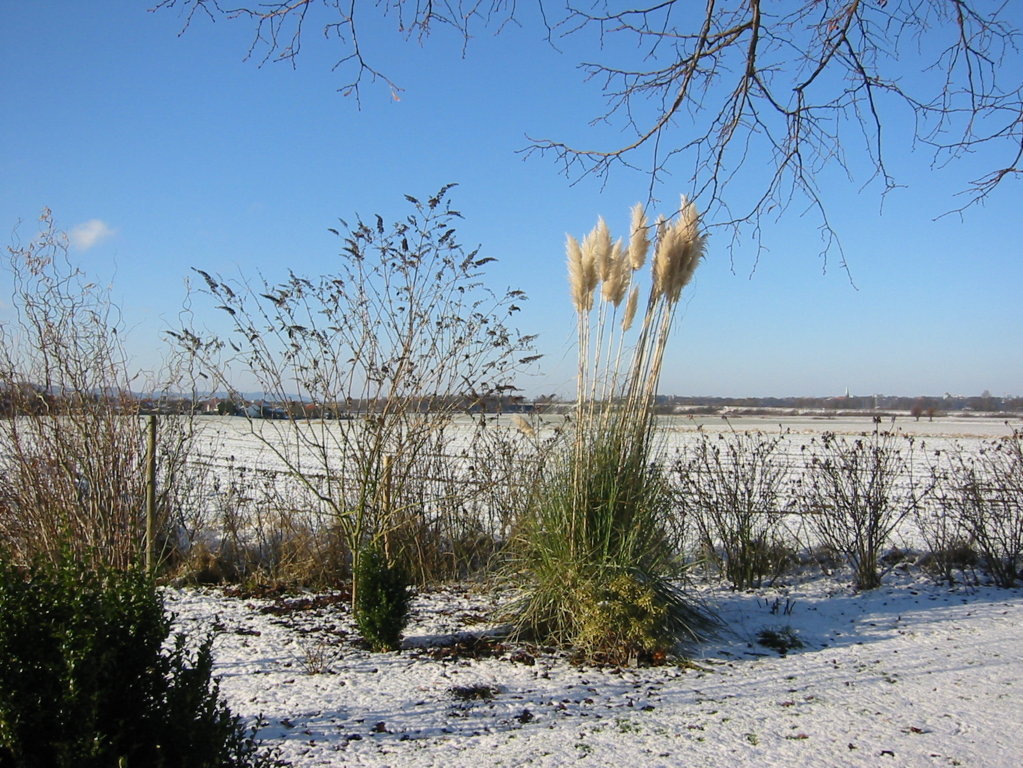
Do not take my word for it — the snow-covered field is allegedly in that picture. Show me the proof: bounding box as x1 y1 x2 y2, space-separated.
166 413 1023 767
184 411 1021 553
187 411 1022 482
168 570 1023 767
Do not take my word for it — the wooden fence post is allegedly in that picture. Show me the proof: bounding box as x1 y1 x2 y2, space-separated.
145 414 157 574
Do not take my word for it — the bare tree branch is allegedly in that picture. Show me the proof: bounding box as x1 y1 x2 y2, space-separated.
153 0 518 102
151 1 1022 269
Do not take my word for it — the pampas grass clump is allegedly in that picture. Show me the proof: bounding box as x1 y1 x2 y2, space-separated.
505 198 716 664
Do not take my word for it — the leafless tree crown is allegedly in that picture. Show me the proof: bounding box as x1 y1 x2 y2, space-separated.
154 1 1021 265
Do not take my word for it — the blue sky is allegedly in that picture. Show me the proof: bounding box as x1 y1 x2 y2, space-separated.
1 1 1020 399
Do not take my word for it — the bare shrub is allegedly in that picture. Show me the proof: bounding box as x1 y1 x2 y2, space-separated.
297 635 338 675
673 428 795 590
0 211 201 570
935 432 1023 588
797 419 926 590
174 187 536 596
915 454 978 586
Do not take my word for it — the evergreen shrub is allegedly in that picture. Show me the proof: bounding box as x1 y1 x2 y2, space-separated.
0 554 276 768
354 547 412 652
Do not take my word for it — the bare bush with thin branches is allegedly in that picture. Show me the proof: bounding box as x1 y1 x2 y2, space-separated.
175 458 350 588
673 428 795 590
175 187 537 595
913 445 978 586
934 431 1023 588
797 419 927 590
0 210 201 570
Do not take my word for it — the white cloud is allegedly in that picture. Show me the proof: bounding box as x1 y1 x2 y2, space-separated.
70 219 116 250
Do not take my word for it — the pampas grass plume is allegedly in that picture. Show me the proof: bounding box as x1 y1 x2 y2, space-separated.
594 216 614 282
622 285 640 331
601 238 629 306
651 196 706 304
652 220 677 301
567 234 587 313
569 196 704 317
667 196 706 301
628 203 649 271
580 228 601 303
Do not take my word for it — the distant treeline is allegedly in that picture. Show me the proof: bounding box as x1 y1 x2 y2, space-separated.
4 384 1019 419
649 393 1023 416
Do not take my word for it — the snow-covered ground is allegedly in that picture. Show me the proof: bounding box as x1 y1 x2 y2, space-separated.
164 414 1022 765
167 568 1023 767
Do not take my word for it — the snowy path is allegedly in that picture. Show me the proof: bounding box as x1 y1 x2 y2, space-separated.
167 573 1023 767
